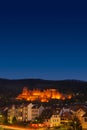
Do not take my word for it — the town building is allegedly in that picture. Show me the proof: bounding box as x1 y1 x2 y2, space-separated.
31 105 44 120
7 105 16 123
82 113 87 129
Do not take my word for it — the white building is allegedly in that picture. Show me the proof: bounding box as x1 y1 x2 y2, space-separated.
44 112 61 127
27 103 34 121
31 105 44 120
7 105 16 123
50 114 61 127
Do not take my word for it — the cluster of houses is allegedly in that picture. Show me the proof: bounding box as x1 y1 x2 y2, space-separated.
0 102 87 129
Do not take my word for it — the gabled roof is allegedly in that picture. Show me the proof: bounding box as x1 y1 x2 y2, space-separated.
39 109 53 119
82 112 87 117
60 111 73 120
32 105 41 109
70 105 87 112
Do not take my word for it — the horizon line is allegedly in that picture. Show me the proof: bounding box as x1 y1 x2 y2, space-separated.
0 77 87 82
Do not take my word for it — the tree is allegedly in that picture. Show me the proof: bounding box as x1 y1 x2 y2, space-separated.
70 116 82 130
12 116 17 124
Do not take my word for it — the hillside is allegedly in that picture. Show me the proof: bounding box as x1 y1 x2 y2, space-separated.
0 78 87 97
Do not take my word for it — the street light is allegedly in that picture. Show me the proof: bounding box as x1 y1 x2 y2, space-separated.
74 121 77 130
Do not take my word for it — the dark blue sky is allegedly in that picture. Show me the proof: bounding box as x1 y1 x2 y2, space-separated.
0 0 87 80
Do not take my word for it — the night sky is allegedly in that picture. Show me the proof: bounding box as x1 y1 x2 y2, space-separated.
0 1 87 80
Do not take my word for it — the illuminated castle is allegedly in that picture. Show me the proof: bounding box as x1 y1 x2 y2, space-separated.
16 87 72 102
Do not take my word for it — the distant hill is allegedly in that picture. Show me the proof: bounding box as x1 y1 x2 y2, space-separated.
0 78 87 97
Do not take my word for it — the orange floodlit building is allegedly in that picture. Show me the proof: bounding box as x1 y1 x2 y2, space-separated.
16 87 72 102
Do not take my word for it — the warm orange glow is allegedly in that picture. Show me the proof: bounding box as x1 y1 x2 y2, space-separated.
67 94 72 99
30 123 45 128
16 87 72 102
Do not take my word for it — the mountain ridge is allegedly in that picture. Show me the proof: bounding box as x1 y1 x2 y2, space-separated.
0 78 87 96
0 78 87 102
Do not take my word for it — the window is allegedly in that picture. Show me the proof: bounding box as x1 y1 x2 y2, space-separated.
84 117 87 122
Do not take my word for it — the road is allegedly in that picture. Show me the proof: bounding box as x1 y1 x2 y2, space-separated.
0 124 40 130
